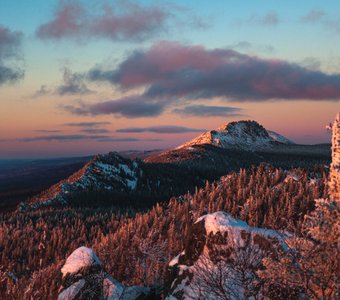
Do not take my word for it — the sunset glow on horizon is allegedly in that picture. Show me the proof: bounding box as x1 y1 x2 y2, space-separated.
1 0 339 158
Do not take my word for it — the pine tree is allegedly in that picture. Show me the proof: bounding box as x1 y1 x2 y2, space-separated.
259 198 340 299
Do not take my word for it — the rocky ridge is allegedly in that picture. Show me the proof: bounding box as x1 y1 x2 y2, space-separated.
20 152 141 210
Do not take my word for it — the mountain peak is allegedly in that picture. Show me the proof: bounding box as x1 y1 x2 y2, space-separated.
216 120 271 140
217 120 266 132
178 119 293 150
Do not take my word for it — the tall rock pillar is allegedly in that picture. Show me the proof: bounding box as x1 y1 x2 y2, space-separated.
329 113 340 202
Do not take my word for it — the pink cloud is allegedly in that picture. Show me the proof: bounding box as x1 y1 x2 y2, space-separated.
36 1 172 41
63 42 340 119
36 3 84 39
88 41 340 102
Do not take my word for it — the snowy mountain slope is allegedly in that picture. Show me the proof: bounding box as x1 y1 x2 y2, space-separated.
58 246 152 300
267 130 294 144
178 120 294 150
166 212 288 300
21 152 141 210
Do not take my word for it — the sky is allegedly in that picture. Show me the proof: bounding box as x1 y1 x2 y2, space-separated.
0 0 339 159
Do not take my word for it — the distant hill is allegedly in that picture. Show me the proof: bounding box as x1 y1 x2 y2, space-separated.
0 157 90 211
145 120 330 168
19 120 331 211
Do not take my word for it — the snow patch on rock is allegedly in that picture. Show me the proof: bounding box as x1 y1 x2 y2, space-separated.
196 211 284 243
61 246 101 277
58 246 153 300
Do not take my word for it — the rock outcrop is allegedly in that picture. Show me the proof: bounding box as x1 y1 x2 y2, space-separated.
58 247 152 300
166 212 287 300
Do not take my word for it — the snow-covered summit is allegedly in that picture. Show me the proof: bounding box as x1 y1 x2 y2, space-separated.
178 120 294 151
61 246 101 277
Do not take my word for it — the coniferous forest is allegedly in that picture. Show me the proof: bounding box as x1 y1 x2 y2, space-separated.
0 163 336 299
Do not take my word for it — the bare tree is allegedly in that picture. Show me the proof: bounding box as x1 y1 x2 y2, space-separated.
136 236 168 288
188 244 264 300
